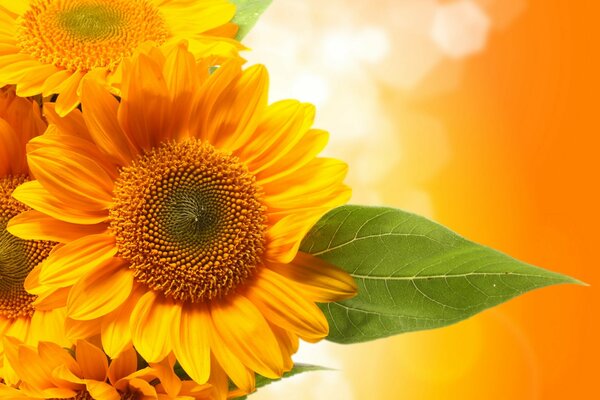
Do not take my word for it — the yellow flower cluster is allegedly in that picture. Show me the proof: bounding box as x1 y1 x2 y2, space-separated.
0 1 356 399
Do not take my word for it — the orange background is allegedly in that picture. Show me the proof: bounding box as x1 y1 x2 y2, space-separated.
246 1 599 398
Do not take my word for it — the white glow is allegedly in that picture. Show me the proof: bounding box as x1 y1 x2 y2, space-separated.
355 27 391 63
431 0 491 59
289 72 331 107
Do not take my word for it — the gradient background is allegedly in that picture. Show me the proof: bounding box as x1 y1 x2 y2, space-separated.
243 1 599 398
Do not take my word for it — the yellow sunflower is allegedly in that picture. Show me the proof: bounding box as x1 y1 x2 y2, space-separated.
0 0 241 116
9 42 357 396
0 87 70 384
0 338 219 399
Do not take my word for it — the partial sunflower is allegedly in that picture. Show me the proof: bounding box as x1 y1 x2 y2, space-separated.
9 42 357 397
0 338 220 399
0 0 241 116
0 87 70 384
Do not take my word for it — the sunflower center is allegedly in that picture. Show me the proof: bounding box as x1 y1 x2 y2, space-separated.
109 140 266 303
120 391 139 400
49 390 94 400
18 0 169 71
0 176 55 319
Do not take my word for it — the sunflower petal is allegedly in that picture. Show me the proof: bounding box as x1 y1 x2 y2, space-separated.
76 340 108 381
210 295 283 379
130 291 180 363
38 234 117 287
67 258 133 321
267 252 358 302
172 303 210 384
8 210 107 243
246 268 328 342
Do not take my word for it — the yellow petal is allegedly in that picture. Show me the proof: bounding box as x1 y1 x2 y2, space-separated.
208 330 255 395
172 303 211 384
268 252 358 302
130 291 180 363
65 318 102 342
210 295 283 379
28 309 70 348
246 268 328 342
101 286 144 359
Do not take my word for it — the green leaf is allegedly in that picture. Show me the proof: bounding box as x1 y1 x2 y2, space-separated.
232 364 329 399
300 205 583 344
231 0 273 40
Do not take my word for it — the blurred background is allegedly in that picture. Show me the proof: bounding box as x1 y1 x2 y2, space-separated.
244 0 599 398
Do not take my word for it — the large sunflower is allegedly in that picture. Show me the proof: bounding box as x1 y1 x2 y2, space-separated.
9 42 356 397
0 338 219 399
0 0 241 116
0 87 70 384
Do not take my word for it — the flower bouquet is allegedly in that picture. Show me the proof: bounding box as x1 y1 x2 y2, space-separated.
0 1 581 399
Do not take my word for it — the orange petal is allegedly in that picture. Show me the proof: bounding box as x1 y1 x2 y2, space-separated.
15 64 57 97
189 59 242 140
76 340 108 381
43 103 93 142
118 52 169 151
208 65 269 152
0 118 22 176
38 341 81 378
67 258 133 320
127 378 158 397
38 234 117 287
81 79 138 166
11 179 108 225
149 354 181 398
242 102 315 172
108 347 138 386
255 129 329 185
8 210 107 243
54 70 84 116
27 144 115 211
32 287 70 310
84 380 120 400
8 340 54 388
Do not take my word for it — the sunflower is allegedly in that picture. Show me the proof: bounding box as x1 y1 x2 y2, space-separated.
0 87 71 384
0 338 220 399
9 42 357 397
0 0 241 116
